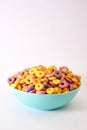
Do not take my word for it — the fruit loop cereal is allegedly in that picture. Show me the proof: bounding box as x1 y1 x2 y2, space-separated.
7 65 81 94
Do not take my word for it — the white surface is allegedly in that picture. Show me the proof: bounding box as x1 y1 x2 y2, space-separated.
0 0 87 129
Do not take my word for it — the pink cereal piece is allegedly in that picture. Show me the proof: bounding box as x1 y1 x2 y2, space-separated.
29 89 36 93
25 84 35 92
7 77 16 85
47 83 53 88
49 81 56 87
36 90 45 94
43 82 48 87
45 73 54 78
59 80 69 88
53 71 62 78
66 77 73 83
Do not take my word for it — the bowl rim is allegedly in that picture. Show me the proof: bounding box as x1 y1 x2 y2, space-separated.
9 85 80 96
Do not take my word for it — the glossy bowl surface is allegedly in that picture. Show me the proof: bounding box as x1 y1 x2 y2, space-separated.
10 87 80 110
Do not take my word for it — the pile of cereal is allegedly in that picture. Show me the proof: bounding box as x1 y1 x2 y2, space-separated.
7 65 81 94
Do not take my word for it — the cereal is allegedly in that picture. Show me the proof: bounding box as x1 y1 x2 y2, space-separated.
35 71 44 78
46 88 54 94
7 65 81 94
36 90 45 94
54 87 62 94
52 79 61 85
35 83 44 91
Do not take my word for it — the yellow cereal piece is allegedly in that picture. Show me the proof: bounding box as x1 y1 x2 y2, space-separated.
53 79 61 85
46 88 54 94
35 83 44 91
48 76 56 80
72 78 80 86
29 68 37 75
24 79 32 84
48 65 57 71
18 75 23 79
54 87 62 94
62 88 69 93
23 71 29 77
11 81 19 88
67 72 73 77
35 71 44 78
19 79 25 84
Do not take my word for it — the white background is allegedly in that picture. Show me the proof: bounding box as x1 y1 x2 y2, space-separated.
0 0 87 129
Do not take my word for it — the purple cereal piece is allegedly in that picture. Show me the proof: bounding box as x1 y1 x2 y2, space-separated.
53 70 62 78
25 84 35 92
29 89 36 93
59 80 69 88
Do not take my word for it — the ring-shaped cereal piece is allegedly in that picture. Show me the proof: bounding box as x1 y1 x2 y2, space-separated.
54 87 62 94
35 83 44 91
35 71 45 78
53 71 62 79
53 79 61 85
8 77 16 85
46 88 54 94
59 80 69 88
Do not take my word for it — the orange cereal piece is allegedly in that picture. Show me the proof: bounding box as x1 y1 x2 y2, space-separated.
41 78 48 82
72 78 80 86
17 85 22 90
62 73 66 78
62 88 69 93
77 75 81 81
38 65 47 71
54 87 62 94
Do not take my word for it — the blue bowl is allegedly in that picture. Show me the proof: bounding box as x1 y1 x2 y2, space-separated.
9 87 80 110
